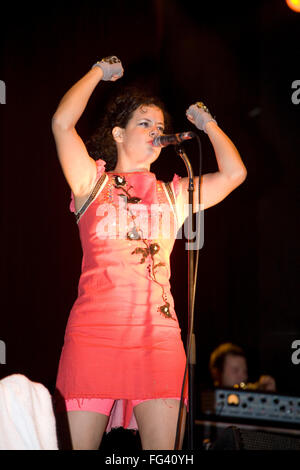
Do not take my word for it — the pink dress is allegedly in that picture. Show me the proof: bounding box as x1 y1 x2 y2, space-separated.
55 158 188 431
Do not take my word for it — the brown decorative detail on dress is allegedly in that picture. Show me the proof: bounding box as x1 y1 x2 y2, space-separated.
159 302 172 318
111 175 176 321
113 175 142 204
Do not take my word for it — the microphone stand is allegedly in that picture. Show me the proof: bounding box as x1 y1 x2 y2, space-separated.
174 145 197 451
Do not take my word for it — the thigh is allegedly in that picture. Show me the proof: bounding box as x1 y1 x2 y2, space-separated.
67 410 109 450
133 399 186 450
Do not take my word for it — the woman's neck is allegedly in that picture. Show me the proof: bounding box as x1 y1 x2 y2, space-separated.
110 165 150 173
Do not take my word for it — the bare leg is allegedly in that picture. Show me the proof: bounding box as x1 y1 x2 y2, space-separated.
66 410 109 450
133 399 186 450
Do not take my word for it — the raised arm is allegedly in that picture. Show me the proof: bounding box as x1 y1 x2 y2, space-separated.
180 102 247 211
51 57 123 197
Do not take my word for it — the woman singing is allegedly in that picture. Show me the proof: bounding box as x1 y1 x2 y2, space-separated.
52 56 247 450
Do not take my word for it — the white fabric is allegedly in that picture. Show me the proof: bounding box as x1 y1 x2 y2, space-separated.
0 374 58 450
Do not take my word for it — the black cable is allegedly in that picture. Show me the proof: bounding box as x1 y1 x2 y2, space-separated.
174 135 203 449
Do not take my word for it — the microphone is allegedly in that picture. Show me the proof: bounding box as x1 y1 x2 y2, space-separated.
152 131 196 147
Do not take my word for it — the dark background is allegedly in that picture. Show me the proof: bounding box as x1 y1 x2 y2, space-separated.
0 0 299 417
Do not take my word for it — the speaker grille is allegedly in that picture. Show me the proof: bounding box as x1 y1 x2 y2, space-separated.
211 426 300 450
239 428 300 450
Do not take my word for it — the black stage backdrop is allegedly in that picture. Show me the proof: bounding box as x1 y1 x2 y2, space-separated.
0 0 299 401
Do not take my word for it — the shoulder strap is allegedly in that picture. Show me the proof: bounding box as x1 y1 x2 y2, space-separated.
163 181 179 230
75 173 107 223
163 181 176 208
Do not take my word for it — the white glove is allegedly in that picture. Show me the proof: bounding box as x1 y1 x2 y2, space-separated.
186 102 217 133
92 56 124 81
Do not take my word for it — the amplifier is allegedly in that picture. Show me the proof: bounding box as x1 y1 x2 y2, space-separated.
200 388 300 425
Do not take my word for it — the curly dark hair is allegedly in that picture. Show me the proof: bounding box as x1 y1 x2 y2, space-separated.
85 86 173 171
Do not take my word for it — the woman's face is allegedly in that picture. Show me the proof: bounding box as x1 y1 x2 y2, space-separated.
115 104 165 168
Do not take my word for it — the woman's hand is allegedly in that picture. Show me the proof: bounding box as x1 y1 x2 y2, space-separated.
186 102 217 133
92 56 124 81
256 375 277 392
179 101 246 213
